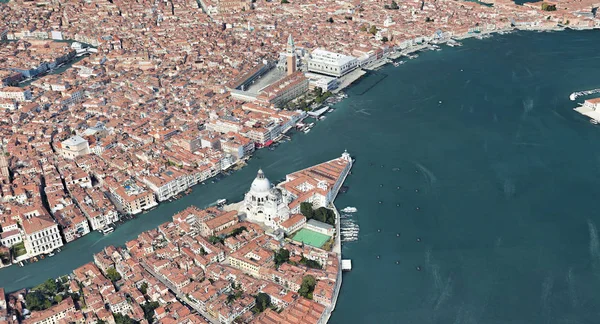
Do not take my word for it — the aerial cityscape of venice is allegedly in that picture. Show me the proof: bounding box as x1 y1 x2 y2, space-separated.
2 0 600 323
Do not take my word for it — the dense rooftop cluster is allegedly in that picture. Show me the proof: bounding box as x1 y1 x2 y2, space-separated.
1 0 599 322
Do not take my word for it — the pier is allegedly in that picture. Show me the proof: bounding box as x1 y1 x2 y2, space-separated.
342 259 352 271
307 106 329 117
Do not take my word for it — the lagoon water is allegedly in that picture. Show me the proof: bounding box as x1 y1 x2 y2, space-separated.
3 30 600 323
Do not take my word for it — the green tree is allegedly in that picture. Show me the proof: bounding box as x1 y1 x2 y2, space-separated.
113 313 138 324
382 36 389 42
141 301 159 323
106 267 122 282
313 87 323 97
274 248 290 267
281 0 289 3
208 235 223 245
327 17 334 23
255 293 271 312
360 25 367 32
140 282 148 295
300 257 322 269
298 275 316 299
53 294 63 303
229 226 247 237
390 0 400 9
300 202 314 219
369 25 378 35
25 291 51 310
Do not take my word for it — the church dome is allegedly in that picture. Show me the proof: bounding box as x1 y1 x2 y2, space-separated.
250 169 271 194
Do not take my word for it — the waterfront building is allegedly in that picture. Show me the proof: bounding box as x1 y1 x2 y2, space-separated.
256 71 309 108
306 73 339 92
0 228 22 248
240 169 290 229
106 178 158 215
306 219 335 236
197 210 239 237
21 214 64 258
280 150 352 213
59 136 90 160
55 205 91 243
307 49 359 77
286 35 297 76
142 167 192 202
0 70 22 86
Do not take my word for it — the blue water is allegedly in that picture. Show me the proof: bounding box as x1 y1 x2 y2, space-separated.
2 30 600 323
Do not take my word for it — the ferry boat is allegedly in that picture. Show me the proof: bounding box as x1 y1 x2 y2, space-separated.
101 226 115 235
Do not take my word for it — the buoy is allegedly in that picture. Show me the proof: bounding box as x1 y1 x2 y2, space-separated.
415 189 419 193
397 186 401 190
396 261 399 264
416 266 422 271
377 229 381 233
379 184 383 187
415 170 419 173
396 203 400 207
379 201 382 204
381 165 384 168
416 237 421 242
396 233 400 237
377 255 380 259
416 207 420 211
439 100 442 104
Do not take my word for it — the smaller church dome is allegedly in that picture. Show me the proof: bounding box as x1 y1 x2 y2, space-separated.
250 169 271 193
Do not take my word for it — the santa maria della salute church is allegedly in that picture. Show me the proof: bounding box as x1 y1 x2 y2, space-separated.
238 150 353 231
240 169 291 229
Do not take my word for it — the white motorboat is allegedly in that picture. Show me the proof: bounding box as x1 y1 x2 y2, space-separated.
341 207 357 213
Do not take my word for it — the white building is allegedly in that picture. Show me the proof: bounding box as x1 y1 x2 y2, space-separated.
307 49 358 77
0 87 32 102
240 169 290 229
279 151 353 214
22 216 64 257
60 135 90 159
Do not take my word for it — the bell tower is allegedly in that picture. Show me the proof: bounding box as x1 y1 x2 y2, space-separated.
286 34 296 76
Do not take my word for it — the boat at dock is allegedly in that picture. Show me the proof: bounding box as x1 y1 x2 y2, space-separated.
101 226 114 235
341 207 357 213
216 198 227 206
